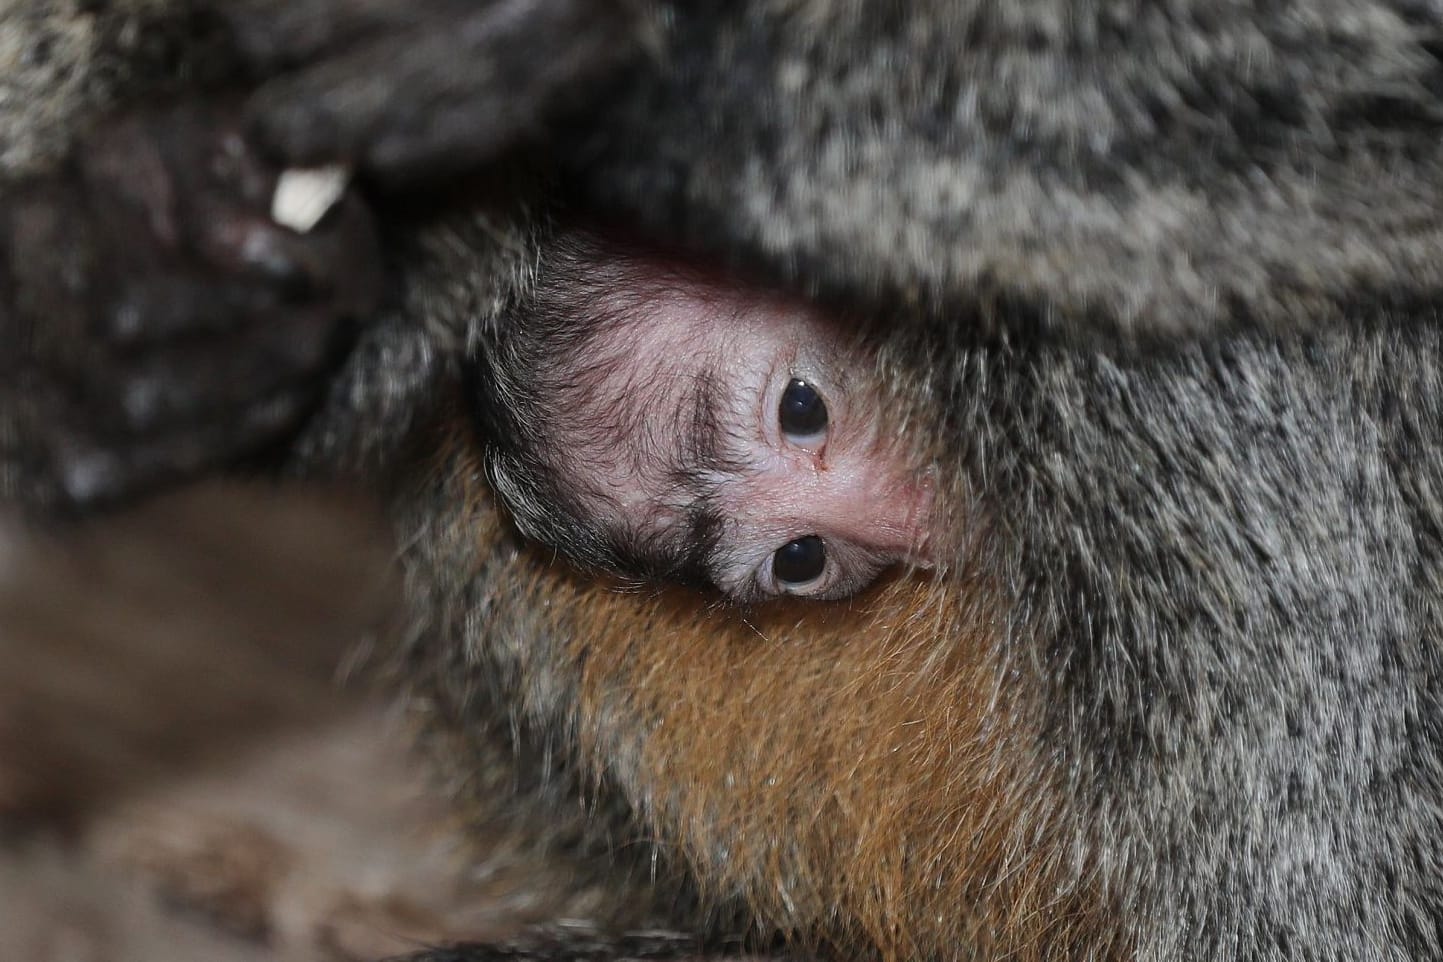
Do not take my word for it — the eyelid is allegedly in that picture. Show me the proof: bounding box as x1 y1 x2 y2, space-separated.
784 430 828 453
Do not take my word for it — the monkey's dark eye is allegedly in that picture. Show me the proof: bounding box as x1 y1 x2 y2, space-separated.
779 378 828 440
772 535 827 587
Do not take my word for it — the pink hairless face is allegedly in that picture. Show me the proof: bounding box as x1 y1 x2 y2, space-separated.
541 254 936 603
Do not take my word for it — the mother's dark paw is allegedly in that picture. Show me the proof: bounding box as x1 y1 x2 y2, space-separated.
1 101 382 509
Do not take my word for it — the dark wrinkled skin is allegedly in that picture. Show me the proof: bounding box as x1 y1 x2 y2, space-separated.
0 101 380 508
0 0 645 510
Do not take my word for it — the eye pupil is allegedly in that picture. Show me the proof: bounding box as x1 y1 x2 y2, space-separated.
779 378 828 438
772 535 827 586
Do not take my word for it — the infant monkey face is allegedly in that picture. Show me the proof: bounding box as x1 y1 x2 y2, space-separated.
568 261 936 603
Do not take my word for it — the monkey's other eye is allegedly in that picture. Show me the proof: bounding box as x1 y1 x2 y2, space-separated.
779 378 828 440
772 535 827 587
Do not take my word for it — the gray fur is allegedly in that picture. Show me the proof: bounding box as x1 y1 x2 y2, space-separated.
972 326 1443 958
569 1 1443 346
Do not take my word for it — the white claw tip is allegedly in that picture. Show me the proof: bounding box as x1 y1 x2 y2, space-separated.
271 164 351 234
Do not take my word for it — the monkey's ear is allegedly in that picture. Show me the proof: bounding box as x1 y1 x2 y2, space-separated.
225 0 647 183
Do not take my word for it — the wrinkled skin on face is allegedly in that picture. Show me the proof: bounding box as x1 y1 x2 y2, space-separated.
539 254 936 603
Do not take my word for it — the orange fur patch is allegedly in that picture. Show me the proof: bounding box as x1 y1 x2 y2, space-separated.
564 571 1108 959
428 417 1129 960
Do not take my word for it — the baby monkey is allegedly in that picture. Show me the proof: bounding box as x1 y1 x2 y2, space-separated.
471 232 935 603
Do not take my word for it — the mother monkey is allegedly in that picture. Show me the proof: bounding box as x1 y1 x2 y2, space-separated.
4 2 1443 960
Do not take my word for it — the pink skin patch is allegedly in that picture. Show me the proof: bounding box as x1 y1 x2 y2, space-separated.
555 255 934 602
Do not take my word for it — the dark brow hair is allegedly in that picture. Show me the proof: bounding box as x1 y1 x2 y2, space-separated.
468 233 617 571
468 230 728 585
